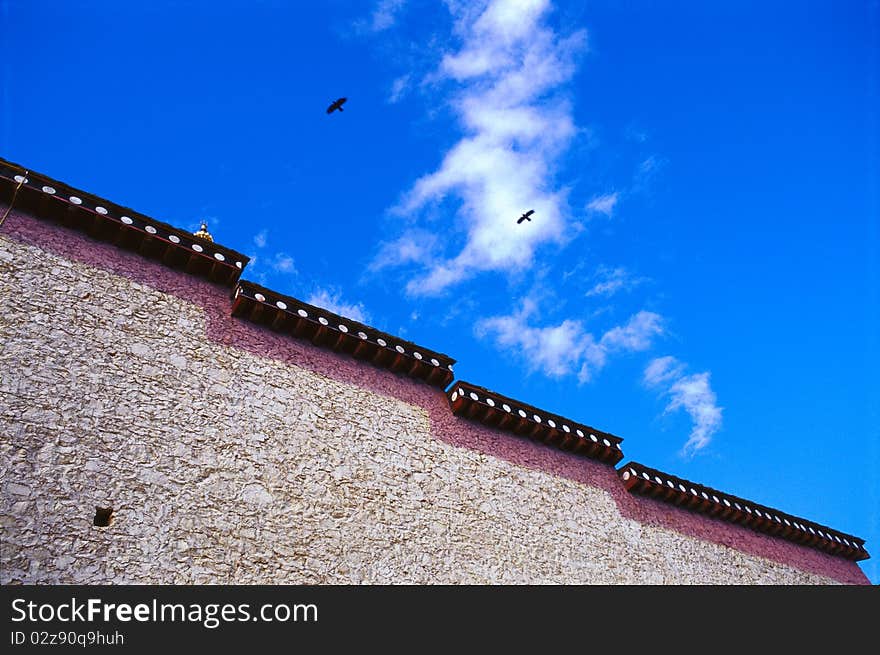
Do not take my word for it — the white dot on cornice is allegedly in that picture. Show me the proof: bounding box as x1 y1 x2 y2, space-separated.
448 364 454 371
654 476 662 484
395 345 405 353
518 410 527 418
318 317 329 326
723 499 731 507
338 324 348 333
590 434 598 442
377 338 387 347
145 225 157 234
451 391 458 401
430 358 440 366
458 388 465 396
622 471 631 481
666 480 675 488
734 503 742 511
95 206 108 215
562 425 570 433
701 492 709 500
643 473 651 480
297 309 308 318
13 175 27 183
236 261 243 269
602 438 611 446
576 429 584 438
469 392 478 401
276 301 287 310
547 420 556 428
712 496 720 503
120 216 133 225
486 398 495 407
214 253 225 261
192 243 204 252
533 414 541 423
254 293 266 302
168 235 180 243
42 185 56 194
678 484 686 492
690 488 698 495
70 196 82 204
357 331 368 340
502 404 511 412
413 352 422 360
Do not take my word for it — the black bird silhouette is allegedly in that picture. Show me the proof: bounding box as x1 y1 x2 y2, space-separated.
517 209 535 224
326 97 347 114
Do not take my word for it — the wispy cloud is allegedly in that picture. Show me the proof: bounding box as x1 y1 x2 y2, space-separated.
368 230 439 272
644 356 723 457
376 0 588 296
476 298 663 383
585 265 644 298
370 0 407 32
271 253 296 274
253 229 268 249
306 289 370 324
586 192 618 217
389 74 411 103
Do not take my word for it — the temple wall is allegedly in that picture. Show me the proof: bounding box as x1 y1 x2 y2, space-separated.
0 208 869 584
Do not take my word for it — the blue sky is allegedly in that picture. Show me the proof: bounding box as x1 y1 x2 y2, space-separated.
2 0 877 583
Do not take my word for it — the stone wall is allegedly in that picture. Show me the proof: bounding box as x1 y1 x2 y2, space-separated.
0 208 869 584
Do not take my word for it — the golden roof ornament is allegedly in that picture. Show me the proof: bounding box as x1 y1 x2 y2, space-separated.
193 221 213 242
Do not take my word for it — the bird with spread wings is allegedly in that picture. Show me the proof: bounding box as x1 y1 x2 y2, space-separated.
326 97 347 114
517 209 535 224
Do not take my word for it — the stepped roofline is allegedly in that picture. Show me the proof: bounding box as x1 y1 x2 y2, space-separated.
619 461 869 561
0 154 869 565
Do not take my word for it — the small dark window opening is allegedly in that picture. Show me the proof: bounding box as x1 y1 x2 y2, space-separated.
93 507 113 527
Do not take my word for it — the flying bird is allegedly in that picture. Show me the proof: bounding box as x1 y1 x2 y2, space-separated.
517 209 535 224
326 97 347 114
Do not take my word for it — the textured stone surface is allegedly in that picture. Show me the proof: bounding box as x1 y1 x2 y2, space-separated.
0 208 869 584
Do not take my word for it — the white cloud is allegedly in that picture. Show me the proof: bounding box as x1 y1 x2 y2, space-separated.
644 356 723 457
643 355 685 387
370 0 406 32
476 299 663 383
253 229 268 249
271 253 296 274
378 0 588 296
585 265 644 298
306 289 370 324
586 192 618 217
368 231 439 272
389 74 411 103
599 310 663 352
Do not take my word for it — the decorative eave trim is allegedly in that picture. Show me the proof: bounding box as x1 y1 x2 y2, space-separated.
448 380 624 465
232 280 456 388
618 461 869 561
0 157 249 287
